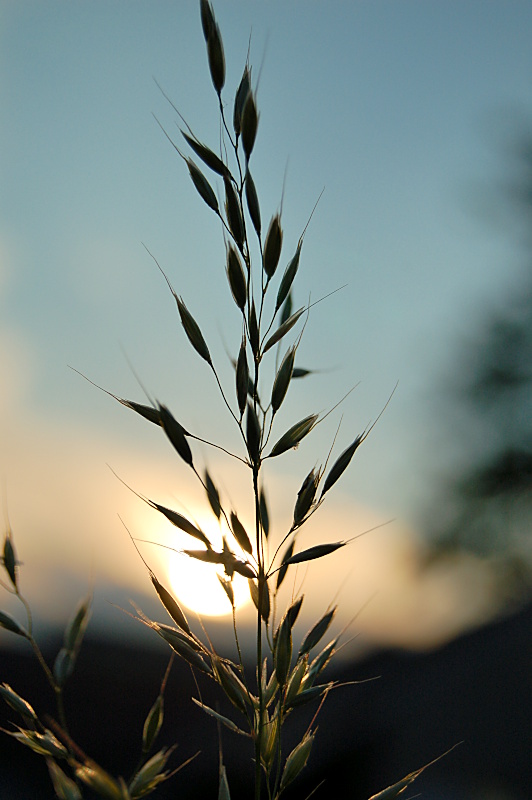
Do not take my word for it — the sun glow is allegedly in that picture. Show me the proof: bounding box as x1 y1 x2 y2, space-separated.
163 522 252 617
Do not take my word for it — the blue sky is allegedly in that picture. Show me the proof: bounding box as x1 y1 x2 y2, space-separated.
1 1 531 650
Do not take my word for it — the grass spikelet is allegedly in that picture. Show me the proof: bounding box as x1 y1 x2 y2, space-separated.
245 169 261 238
299 608 336 656
262 214 283 279
271 346 296 414
234 65 251 136
224 177 245 249
236 337 249 415
186 158 219 212
119 399 161 426
175 296 212 365
279 731 314 791
150 574 191 635
293 468 319 526
47 760 82 800
262 307 305 354
204 469 222 519
320 434 364 497
158 404 193 466
0 610 27 637
205 19 225 96
75 764 124 800
142 694 163 754
276 541 294 590
268 414 318 458
246 403 261 464
199 0 216 41
226 245 247 310
242 91 258 161
151 502 210 547
0 684 37 722
259 488 270 538
285 542 345 566
275 242 301 313
248 301 260 356
2 529 18 590
274 615 293 686
181 131 230 178
230 511 253 554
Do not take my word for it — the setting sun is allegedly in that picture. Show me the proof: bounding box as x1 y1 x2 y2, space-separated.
161 521 252 617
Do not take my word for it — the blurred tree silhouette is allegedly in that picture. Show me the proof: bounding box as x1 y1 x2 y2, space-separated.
426 132 532 600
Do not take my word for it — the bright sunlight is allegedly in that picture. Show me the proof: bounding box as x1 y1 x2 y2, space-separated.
162 519 252 617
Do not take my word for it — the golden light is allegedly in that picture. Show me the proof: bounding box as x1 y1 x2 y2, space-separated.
162 518 252 617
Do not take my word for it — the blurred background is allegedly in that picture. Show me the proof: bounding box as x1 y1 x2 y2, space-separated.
0 1 531 798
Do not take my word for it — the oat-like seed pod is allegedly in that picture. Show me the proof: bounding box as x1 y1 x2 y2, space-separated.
204 469 221 519
299 607 336 655
248 301 260 356
158 404 193 466
186 158 219 212
263 307 305 354
2 530 18 590
175 296 212 365
236 337 249 415
182 131 230 178
271 346 296 414
234 66 251 136
151 574 191 635
246 403 261 464
226 245 247 310
0 610 27 637
206 20 225 95
263 214 283 279
293 468 319 526
199 0 215 40
268 414 318 458
245 169 261 237
242 92 258 161
224 177 245 248
230 511 253 554
279 732 315 791
320 434 364 497
275 242 301 313
0 684 37 722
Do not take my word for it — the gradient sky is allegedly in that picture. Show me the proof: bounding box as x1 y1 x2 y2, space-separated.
1 1 531 652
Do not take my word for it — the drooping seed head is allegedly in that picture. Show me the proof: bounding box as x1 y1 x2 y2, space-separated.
268 413 318 458
234 65 251 136
275 242 301 313
158 404 193 466
263 307 305 354
0 683 37 722
245 169 261 237
226 245 247 310
0 610 27 637
175 296 212 365
246 402 261 464
263 214 283 279
236 337 249 416
242 91 259 161
271 346 296 414
182 131 230 178
204 469 221 519
279 732 315 791
293 468 319 526
224 176 245 249
142 694 163 753
320 434 364 497
206 20 225 95
151 574 191 634
299 607 337 656
186 158 219 212
248 300 260 356
2 530 18 590
230 511 253 554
